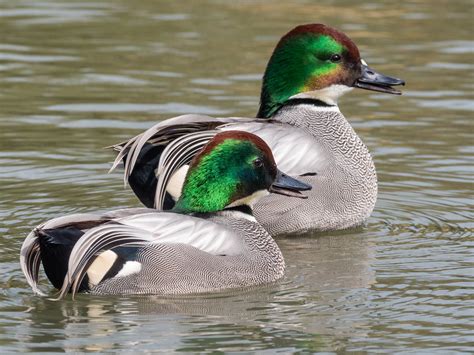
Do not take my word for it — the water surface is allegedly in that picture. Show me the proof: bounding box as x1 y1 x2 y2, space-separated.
1 0 473 352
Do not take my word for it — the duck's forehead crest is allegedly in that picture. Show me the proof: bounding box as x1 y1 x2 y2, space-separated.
278 23 360 60
197 131 274 164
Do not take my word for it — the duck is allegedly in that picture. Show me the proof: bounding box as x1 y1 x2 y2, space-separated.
110 23 405 236
20 131 311 298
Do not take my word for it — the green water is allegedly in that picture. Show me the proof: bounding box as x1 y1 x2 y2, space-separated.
1 0 473 352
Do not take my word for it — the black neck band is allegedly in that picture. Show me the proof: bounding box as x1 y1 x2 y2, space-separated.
283 98 334 108
269 98 334 117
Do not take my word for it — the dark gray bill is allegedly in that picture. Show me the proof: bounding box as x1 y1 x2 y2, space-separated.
269 170 312 199
354 64 405 95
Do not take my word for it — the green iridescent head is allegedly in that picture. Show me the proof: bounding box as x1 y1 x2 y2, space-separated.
257 23 405 118
257 24 362 118
172 131 278 213
173 131 312 213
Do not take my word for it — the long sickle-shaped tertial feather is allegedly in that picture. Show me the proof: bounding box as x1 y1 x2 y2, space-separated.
20 213 105 296
155 131 218 209
56 223 152 300
108 115 224 183
108 115 263 187
20 229 44 296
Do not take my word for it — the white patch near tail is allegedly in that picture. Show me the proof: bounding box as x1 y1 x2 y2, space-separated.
115 261 142 278
165 165 189 201
87 250 118 286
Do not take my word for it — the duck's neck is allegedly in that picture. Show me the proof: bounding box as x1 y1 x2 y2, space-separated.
257 94 334 118
271 98 336 117
257 85 353 118
271 100 341 130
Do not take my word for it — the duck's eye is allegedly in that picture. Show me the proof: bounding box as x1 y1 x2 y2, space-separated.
330 54 342 63
253 158 264 168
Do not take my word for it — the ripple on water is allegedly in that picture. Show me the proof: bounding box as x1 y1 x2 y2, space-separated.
1 0 473 352
437 40 474 54
427 62 474 70
53 73 149 86
151 14 190 21
0 53 78 62
0 3 111 25
416 99 474 111
45 103 231 115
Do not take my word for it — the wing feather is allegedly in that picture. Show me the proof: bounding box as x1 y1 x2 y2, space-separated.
219 121 323 175
109 114 263 186
111 116 322 209
109 114 219 181
155 131 218 208
20 230 44 296
114 212 243 257
58 224 151 299
25 211 243 299
20 213 108 296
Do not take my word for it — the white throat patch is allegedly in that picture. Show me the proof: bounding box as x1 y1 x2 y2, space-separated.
290 84 353 106
226 189 269 209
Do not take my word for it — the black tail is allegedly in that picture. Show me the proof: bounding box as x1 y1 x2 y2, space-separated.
127 142 162 208
126 142 176 209
37 226 90 291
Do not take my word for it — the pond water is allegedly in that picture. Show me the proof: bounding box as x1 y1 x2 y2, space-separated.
1 0 473 352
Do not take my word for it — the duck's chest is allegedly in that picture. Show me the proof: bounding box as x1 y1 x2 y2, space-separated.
269 104 375 177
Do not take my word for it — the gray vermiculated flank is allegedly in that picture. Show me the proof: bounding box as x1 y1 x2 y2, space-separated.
90 212 285 295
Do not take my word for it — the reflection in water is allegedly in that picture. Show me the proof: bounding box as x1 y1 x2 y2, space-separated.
13 234 374 352
0 0 473 352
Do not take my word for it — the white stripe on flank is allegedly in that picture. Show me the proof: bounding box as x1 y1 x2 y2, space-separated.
226 189 269 209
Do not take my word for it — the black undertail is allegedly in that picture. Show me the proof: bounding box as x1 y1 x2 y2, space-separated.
127 142 163 208
37 225 141 292
126 142 177 210
37 226 90 291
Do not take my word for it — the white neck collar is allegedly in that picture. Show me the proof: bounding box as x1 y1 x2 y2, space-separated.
289 84 353 106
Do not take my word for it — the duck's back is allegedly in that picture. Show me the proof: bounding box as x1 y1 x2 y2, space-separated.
91 212 285 295
21 209 285 296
